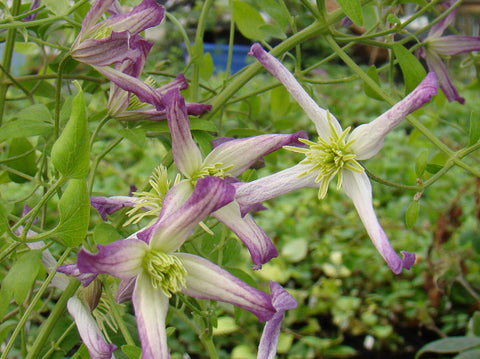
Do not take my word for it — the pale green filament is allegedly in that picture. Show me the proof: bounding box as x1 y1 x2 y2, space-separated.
143 250 187 297
125 166 178 226
191 162 234 183
126 77 159 111
285 113 364 199
88 25 113 41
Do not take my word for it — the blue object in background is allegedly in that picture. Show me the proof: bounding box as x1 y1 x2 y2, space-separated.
0 43 27 76
203 43 251 74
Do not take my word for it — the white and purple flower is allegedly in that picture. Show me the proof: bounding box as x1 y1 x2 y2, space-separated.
235 44 439 275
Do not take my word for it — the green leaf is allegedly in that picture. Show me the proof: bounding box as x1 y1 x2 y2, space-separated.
118 128 146 148
213 316 239 335
43 0 69 15
2 250 42 307
258 23 286 40
282 239 308 263
55 179 90 247
393 43 427 94
0 104 53 142
270 85 291 118
455 349 480 359
93 223 123 246
426 163 443 174
415 149 429 177
200 51 214 80
473 312 480 337
233 0 266 41
6 137 37 183
336 0 363 26
363 65 383 100
416 337 480 358
468 110 480 146
387 14 401 25
405 201 420 228
51 88 90 179
256 0 290 29
121 345 142 359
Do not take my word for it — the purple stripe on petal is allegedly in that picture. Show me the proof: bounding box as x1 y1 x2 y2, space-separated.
429 35 480 56
350 72 438 160
57 263 98 287
163 88 203 177
148 176 235 253
204 131 308 177
424 50 465 104
428 1 458 38
67 297 117 359
77 0 116 42
116 277 136 304
177 253 276 322
342 170 415 274
234 164 318 216
91 195 140 220
132 273 170 359
77 239 147 279
213 202 278 268
249 43 341 139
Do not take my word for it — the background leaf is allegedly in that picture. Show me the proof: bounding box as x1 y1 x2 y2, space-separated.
336 0 363 26
233 0 266 41
393 43 427 94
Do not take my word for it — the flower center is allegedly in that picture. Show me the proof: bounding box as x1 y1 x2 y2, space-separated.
285 113 364 199
143 250 187 297
191 162 233 183
125 166 178 226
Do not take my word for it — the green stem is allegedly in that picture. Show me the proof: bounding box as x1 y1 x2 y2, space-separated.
190 0 214 102
324 34 480 178
0 74 105 85
41 322 76 359
0 0 22 126
0 242 22 263
2 249 73 359
199 334 219 359
25 279 80 359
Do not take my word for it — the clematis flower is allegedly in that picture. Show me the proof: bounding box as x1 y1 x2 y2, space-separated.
236 44 439 275
418 0 480 104
22 0 41 22
70 0 163 69
162 87 308 268
70 176 296 358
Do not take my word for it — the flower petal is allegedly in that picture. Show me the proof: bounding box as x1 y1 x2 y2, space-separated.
203 131 308 177
257 282 297 359
341 170 415 274
77 0 116 42
67 297 117 359
424 50 465 104
350 72 438 160
212 202 278 269
249 43 342 139
177 253 275 322
234 164 318 216
104 0 164 36
116 277 136 304
146 176 235 252
132 273 170 359
57 263 98 287
90 195 140 220
77 239 148 279
428 1 458 38
429 35 480 56
163 88 203 178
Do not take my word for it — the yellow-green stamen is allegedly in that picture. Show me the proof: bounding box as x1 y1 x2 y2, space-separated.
285 113 364 199
143 250 187 297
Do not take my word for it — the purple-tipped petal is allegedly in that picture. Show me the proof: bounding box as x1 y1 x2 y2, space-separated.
423 50 465 104
429 35 480 56
213 202 278 268
204 131 308 177
67 297 117 359
350 72 438 160
257 282 297 359
177 253 276 322
234 164 318 216
249 43 342 139
91 195 140 220
57 263 98 287
341 170 415 274
428 1 458 38
163 88 203 178
147 177 235 252
132 273 170 359
77 239 148 279
77 0 116 42
105 0 164 36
